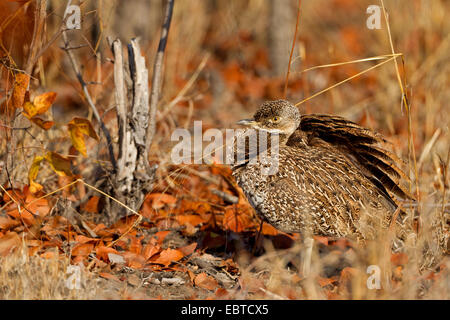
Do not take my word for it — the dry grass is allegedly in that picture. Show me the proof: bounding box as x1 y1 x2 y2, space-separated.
0 243 110 299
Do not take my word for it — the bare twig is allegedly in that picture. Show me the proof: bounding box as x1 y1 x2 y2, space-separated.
283 0 301 99
25 0 47 75
61 31 117 172
211 189 239 204
110 39 128 180
146 0 175 154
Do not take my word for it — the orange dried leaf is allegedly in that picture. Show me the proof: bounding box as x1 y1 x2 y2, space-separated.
33 92 56 115
12 73 30 109
0 232 21 256
75 235 97 244
179 242 197 256
96 246 118 261
145 193 177 210
72 243 94 257
153 248 185 267
6 207 35 225
154 230 171 244
143 243 161 260
22 92 56 118
0 217 20 230
223 206 253 232
26 198 50 218
122 251 146 269
82 196 100 213
176 215 205 227
194 272 218 291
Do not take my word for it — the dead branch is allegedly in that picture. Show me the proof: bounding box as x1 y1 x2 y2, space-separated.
108 37 154 221
61 30 117 172
146 0 175 155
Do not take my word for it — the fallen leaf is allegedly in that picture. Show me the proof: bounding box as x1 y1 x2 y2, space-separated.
0 232 21 256
142 243 161 260
154 230 171 244
179 242 197 256
223 205 254 232
75 235 97 244
72 243 94 257
152 248 185 267
122 251 146 269
0 217 20 230
145 193 177 210
82 196 100 213
194 272 218 291
96 245 118 261
176 215 205 227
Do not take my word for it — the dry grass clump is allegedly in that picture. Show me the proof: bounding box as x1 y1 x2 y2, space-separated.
0 244 110 299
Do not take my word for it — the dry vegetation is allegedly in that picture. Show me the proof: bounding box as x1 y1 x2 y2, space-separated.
0 0 448 299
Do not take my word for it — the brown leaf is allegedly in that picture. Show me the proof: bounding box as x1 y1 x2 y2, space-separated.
30 117 54 130
194 272 218 291
96 245 118 261
122 251 146 269
0 217 20 231
82 196 100 213
179 242 197 256
12 73 30 109
152 248 185 267
154 230 171 244
75 235 97 244
145 193 177 210
142 243 161 260
45 152 72 176
0 232 21 256
72 243 94 257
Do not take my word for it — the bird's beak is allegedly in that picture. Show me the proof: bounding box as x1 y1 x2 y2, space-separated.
236 118 257 127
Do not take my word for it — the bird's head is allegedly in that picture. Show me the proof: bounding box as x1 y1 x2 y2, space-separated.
237 99 301 137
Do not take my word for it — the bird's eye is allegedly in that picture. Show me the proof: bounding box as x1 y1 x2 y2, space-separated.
272 116 280 122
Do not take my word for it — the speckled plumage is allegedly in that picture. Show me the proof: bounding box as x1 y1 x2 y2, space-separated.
232 100 414 248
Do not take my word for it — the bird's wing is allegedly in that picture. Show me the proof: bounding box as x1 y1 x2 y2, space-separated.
293 114 413 201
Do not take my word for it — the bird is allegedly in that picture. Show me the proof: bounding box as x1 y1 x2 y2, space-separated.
232 99 416 272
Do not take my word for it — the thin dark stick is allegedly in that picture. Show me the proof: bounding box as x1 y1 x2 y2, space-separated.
283 0 302 99
252 219 264 255
62 31 117 172
146 0 175 154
